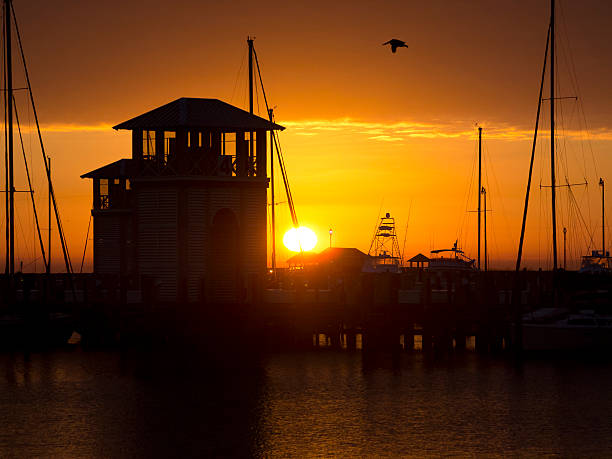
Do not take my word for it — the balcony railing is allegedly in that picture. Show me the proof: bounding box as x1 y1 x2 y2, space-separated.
99 194 110 210
97 192 131 211
139 153 258 178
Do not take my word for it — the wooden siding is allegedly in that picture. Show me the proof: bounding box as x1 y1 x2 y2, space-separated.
93 214 121 274
242 187 267 275
131 179 267 304
207 188 241 303
187 188 209 302
137 188 178 301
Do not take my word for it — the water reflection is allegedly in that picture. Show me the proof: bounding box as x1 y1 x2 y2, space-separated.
0 349 265 457
2 348 612 456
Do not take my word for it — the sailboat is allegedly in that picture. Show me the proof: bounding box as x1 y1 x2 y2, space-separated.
429 241 475 272
514 0 612 351
579 178 611 273
0 0 74 348
429 127 487 273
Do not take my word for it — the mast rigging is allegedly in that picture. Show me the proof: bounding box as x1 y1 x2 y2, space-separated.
251 41 301 239
10 1 73 274
13 97 46 268
514 24 551 273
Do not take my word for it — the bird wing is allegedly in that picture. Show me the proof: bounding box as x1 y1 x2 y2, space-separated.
382 40 392 45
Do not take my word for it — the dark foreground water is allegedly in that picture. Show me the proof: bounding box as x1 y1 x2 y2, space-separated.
2 346 612 457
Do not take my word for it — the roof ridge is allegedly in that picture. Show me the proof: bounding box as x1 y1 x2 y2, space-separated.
112 97 284 131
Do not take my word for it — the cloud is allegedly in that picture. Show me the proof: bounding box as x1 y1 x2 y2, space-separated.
368 135 404 142
281 118 612 143
5 119 612 144
0 123 115 133
40 123 114 133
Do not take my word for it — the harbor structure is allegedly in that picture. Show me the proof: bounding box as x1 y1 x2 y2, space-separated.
82 98 283 303
407 253 429 269
367 213 402 272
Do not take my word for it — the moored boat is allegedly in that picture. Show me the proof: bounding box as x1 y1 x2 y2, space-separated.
428 242 475 272
521 310 612 352
0 0 75 348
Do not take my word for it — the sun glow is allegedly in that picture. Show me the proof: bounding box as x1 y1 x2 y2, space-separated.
283 226 318 252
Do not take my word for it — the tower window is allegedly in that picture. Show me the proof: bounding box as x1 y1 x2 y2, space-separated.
223 132 236 156
99 179 109 209
143 131 156 159
164 131 176 161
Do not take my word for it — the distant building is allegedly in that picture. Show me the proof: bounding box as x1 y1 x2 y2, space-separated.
407 253 430 268
82 98 283 303
287 247 372 274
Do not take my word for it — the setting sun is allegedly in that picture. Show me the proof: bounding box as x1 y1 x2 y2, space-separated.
282 226 318 252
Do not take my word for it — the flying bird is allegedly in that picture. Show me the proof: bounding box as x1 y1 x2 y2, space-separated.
382 39 408 53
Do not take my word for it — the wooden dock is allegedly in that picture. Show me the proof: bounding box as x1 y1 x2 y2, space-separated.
3 269 610 353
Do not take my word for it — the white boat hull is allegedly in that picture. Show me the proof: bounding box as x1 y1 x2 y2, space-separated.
521 322 612 351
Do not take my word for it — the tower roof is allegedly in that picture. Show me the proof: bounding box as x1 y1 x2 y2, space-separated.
80 158 135 179
408 253 430 263
112 98 284 131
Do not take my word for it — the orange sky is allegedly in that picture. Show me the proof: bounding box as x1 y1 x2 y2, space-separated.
3 0 612 271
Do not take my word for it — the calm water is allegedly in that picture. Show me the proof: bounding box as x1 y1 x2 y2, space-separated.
2 346 612 457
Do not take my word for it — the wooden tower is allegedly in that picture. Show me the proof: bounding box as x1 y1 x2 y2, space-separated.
82 98 283 303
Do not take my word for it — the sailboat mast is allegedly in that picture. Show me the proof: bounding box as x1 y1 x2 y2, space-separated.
3 2 7 274
550 0 558 270
252 44 280 273
601 178 605 255
514 25 550 273
47 156 51 273
563 227 567 269
247 37 254 173
248 37 254 114
482 187 487 271
5 0 14 275
478 126 482 270
269 108 276 273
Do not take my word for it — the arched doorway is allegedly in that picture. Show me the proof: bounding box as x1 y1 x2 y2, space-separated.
210 208 240 302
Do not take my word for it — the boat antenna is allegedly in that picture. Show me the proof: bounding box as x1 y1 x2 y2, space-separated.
368 199 384 256
401 200 412 265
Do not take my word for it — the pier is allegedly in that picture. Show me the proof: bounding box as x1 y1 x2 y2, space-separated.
2 268 610 353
